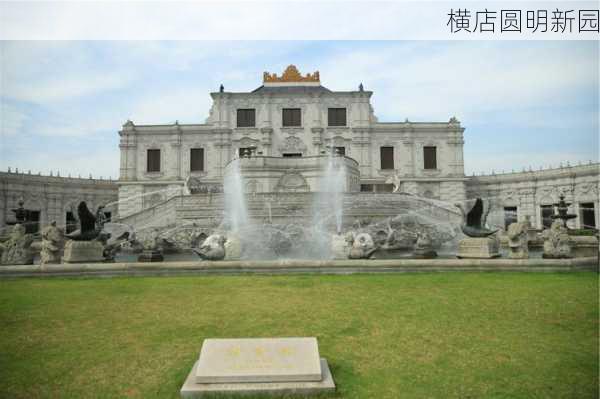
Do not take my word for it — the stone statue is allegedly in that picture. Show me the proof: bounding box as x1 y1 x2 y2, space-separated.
507 222 529 259
95 205 108 231
455 198 500 259
62 201 108 263
541 220 572 259
193 234 226 260
138 228 164 262
455 198 498 237
413 231 437 259
102 231 130 261
65 201 100 241
348 232 377 259
384 174 402 193
330 233 352 259
0 224 34 265
40 221 64 265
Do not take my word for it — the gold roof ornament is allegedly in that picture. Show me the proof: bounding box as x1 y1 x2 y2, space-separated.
263 65 320 83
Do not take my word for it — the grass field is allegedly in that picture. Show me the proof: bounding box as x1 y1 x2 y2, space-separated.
0 273 598 399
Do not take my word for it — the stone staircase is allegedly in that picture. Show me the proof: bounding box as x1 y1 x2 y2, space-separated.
117 192 461 231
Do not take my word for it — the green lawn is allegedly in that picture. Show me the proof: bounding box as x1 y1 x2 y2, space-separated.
0 273 598 399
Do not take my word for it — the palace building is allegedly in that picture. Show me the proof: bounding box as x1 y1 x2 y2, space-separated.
117 65 468 217
3 66 597 234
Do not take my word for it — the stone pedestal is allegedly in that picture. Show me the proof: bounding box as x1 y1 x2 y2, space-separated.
63 240 105 263
137 250 164 262
457 237 500 259
180 337 335 397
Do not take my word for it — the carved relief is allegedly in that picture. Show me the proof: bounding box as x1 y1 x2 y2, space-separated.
245 180 261 194
275 170 309 192
278 137 307 155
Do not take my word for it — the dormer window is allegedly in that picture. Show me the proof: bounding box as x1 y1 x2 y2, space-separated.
282 108 301 127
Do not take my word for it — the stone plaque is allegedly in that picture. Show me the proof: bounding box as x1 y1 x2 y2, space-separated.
195 337 322 383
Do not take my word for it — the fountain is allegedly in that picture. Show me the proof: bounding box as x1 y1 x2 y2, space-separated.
316 146 346 235
223 156 249 232
551 193 577 228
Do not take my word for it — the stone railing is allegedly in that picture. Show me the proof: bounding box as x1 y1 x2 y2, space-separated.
235 155 359 171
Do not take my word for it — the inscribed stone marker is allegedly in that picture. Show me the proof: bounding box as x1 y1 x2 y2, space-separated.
195 337 322 383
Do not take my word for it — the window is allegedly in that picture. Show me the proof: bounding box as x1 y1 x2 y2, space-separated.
282 108 301 127
190 148 204 172
504 206 518 229
27 210 40 234
380 147 394 170
237 109 255 127
239 147 253 157
147 149 161 172
541 205 554 228
360 184 374 192
424 146 437 170
334 147 345 156
66 211 77 234
328 108 346 126
103 212 112 222
282 153 302 158
580 202 596 229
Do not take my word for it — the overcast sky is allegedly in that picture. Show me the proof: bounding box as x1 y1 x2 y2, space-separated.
0 40 598 178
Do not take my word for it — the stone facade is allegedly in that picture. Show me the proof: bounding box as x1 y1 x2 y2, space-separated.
466 163 599 230
118 66 467 218
0 170 118 234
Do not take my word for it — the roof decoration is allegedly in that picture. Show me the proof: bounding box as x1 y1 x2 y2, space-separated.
263 65 320 83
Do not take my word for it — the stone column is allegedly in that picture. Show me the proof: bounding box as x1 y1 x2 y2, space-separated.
402 139 414 177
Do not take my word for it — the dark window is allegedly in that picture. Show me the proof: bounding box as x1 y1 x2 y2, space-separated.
282 153 302 158
328 108 346 126
239 147 253 157
66 211 77 234
424 146 437 170
147 149 160 172
541 205 554 228
334 147 345 156
380 147 394 170
504 206 518 229
237 109 255 127
103 212 112 222
360 184 374 192
190 148 204 171
580 202 596 229
282 108 301 127
27 210 40 234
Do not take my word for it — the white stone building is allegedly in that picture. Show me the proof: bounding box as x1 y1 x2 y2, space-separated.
117 65 467 218
0 170 118 234
467 163 599 230
2 66 597 234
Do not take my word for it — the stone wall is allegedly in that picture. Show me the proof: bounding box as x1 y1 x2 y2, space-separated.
0 170 118 233
466 163 600 230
